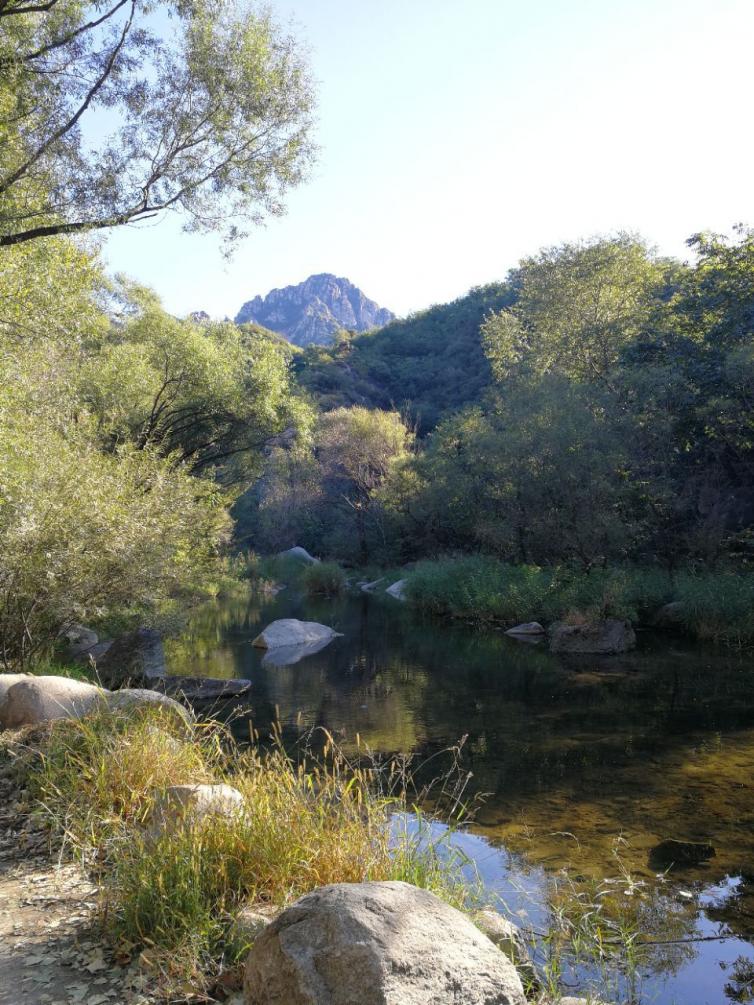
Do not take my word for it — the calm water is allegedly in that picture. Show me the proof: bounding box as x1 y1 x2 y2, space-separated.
166 588 754 1005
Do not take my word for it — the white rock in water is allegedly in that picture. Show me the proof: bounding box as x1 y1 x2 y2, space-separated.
505 622 545 637
385 579 407 601
277 546 319 564
252 620 342 650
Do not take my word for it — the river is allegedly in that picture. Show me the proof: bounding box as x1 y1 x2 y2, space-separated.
166 586 754 1005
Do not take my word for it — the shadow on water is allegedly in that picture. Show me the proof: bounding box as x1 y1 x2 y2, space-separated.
166 586 754 1004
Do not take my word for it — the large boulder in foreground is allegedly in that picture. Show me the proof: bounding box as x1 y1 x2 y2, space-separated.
0 676 105 729
0 673 32 706
96 627 166 688
244 881 526 1005
0 677 192 731
252 620 342 651
549 619 636 655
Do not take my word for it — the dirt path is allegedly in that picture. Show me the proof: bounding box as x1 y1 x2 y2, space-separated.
0 747 153 1005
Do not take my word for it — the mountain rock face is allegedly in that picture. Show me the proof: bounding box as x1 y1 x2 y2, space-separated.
235 274 394 347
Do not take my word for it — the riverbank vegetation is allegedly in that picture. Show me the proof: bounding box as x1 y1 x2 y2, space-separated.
14 705 470 994
403 558 754 647
237 230 754 645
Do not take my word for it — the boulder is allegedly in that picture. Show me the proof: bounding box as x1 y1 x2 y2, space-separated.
155 675 252 701
252 620 342 651
149 783 245 833
60 624 100 660
106 688 192 724
0 676 106 729
244 880 526 1005
231 906 278 950
278 547 319 565
385 579 407 601
549 619 636 655
473 910 537 989
0 673 32 706
505 622 545 637
648 838 716 870
360 578 385 593
96 628 166 688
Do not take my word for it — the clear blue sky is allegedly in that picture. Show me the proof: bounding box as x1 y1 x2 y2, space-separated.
102 0 754 319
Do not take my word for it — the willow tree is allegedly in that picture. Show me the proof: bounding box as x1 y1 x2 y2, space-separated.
0 0 316 247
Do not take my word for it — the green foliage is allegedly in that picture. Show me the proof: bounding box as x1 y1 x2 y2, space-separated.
296 284 514 432
238 405 411 564
481 235 670 385
0 1 316 248
302 561 346 597
24 708 471 989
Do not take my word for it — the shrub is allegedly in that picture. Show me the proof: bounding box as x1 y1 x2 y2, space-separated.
301 561 346 597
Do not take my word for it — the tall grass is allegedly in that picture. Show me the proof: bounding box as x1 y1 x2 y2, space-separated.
301 560 346 597
21 706 472 992
404 556 754 646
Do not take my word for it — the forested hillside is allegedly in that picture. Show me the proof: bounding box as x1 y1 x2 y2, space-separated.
243 231 754 598
295 282 514 431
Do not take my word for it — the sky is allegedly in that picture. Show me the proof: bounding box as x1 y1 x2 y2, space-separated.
102 0 754 320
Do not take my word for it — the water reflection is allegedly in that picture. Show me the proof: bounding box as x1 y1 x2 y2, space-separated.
166 588 754 1004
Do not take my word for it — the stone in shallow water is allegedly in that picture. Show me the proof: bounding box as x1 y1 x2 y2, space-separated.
252 620 342 650
549 619 635 654
648 838 716 869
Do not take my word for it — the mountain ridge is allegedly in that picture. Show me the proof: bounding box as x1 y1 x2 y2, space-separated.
235 273 394 347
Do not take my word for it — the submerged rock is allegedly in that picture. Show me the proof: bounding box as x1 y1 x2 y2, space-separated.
277 546 319 565
649 838 716 869
252 620 342 651
360 577 384 593
385 579 407 601
549 619 636 655
244 880 526 1005
96 628 166 688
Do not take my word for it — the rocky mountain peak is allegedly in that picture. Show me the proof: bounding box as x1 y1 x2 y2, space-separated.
234 273 394 347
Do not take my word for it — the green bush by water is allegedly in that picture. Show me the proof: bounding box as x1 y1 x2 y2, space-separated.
404 556 754 646
302 561 347 596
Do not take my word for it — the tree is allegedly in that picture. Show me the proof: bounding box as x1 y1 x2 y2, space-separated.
482 236 669 388
316 407 410 564
0 0 316 247
82 285 303 484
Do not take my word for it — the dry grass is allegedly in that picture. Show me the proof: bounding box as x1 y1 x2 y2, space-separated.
21 705 473 996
